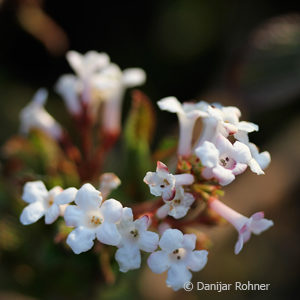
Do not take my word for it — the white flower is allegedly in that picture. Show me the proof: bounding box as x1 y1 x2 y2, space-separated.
195 103 258 148
95 63 146 136
64 183 123 254
157 97 207 156
143 161 194 201
55 74 81 115
248 143 271 170
156 187 195 219
66 50 110 80
99 172 121 200
147 229 208 291
195 134 259 186
115 207 159 272
20 181 77 225
209 198 274 254
20 89 63 140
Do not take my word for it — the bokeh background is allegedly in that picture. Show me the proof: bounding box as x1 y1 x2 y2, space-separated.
0 0 299 299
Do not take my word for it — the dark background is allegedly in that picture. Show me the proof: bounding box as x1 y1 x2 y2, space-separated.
0 0 299 299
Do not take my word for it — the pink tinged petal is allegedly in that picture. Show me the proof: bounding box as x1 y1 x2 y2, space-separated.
250 216 274 235
166 264 192 291
147 250 170 273
162 187 176 201
115 245 141 272
45 203 60 224
138 231 159 252
55 187 77 205
182 234 196 251
202 167 214 179
157 97 184 115
156 161 169 173
237 121 258 132
234 234 245 255
22 181 48 204
135 215 150 231
75 183 102 211
64 205 84 227
122 68 146 88
159 229 184 252
251 211 264 220
66 227 96 254
212 166 235 186
20 201 45 225
185 250 208 272
49 186 63 198
100 199 122 223
174 174 194 186
96 222 121 246
223 122 238 135
156 204 169 219
232 163 248 175
195 142 219 168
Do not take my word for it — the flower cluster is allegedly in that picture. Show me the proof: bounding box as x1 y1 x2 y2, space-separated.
17 50 274 291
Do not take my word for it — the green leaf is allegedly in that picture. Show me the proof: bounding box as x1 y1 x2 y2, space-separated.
123 90 156 201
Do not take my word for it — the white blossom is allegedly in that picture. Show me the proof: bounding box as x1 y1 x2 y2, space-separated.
99 172 121 200
95 63 146 135
209 198 274 254
147 229 208 291
115 207 159 272
20 88 63 140
157 97 208 156
195 134 262 186
144 161 194 201
64 183 123 254
20 181 77 225
156 187 195 219
55 74 81 115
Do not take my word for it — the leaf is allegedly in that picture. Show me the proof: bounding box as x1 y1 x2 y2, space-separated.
123 90 156 201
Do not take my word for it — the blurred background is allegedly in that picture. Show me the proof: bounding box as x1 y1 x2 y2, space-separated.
0 0 299 299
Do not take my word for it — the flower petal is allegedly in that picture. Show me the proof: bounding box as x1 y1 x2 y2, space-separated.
156 204 170 219
66 51 83 76
232 163 248 175
100 199 122 223
212 166 235 186
185 250 208 272
147 250 170 273
195 142 219 168
234 234 244 255
166 264 192 291
22 181 48 204
66 227 96 254
75 183 102 211
138 231 159 252
20 201 45 225
121 207 133 222
122 68 146 88
96 222 121 246
232 141 252 163
45 203 60 224
134 215 150 231
248 159 264 175
157 97 184 115
159 229 184 252
64 205 84 227
115 245 141 272
55 187 78 205
250 218 274 235
182 234 196 251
